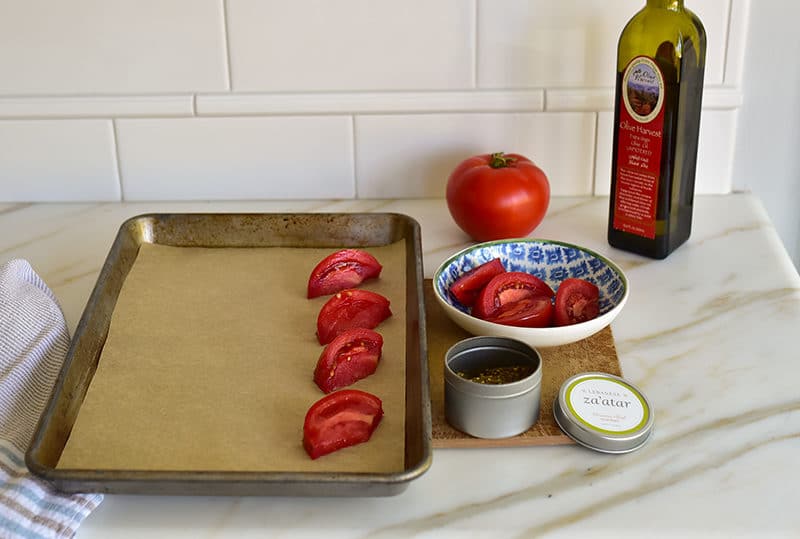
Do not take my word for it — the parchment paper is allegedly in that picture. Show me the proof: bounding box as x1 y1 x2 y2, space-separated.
58 241 407 473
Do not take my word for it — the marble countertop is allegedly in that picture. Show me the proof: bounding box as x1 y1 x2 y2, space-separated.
2 195 799 538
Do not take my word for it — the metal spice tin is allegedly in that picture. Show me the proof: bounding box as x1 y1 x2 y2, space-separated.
553 372 654 454
444 336 542 439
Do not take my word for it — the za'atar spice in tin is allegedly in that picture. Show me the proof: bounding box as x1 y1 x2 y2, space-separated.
444 336 542 440
553 372 653 454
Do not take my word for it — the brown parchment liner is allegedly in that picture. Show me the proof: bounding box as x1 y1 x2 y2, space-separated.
424 281 622 448
58 241 407 473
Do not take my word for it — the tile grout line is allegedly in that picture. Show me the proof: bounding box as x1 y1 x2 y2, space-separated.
472 0 479 89
110 119 126 201
351 115 359 198
0 89 741 119
720 0 735 85
222 0 233 91
591 112 599 195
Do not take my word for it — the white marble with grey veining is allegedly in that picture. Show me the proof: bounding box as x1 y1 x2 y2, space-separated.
1 195 799 538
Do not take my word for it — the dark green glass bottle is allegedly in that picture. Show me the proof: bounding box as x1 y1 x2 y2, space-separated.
608 0 706 259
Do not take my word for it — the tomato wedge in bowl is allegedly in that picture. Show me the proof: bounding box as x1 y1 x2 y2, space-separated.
484 295 554 328
307 249 383 298
303 389 384 460
316 289 392 345
554 278 600 327
433 239 628 348
314 328 383 393
448 258 505 307
471 271 554 320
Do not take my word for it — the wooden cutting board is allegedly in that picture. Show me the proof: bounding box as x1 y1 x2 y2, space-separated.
424 280 622 448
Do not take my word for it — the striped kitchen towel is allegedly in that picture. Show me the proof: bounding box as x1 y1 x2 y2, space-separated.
0 259 102 539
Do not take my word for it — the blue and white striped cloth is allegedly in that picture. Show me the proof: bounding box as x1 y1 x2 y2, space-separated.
0 260 102 539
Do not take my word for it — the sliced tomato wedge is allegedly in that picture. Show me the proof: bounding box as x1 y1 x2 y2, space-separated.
303 389 384 459
554 278 600 326
448 258 505 307
472 271 555 320
484 295 554 328
307 249 383 298
314 328 383 393
316 289 392 344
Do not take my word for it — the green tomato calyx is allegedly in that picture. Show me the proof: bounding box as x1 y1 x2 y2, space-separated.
489 152 516 169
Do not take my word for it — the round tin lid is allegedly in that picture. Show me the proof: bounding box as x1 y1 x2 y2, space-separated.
553 372 654 454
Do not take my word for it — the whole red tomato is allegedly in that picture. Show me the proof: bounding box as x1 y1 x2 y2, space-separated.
446 152 550 241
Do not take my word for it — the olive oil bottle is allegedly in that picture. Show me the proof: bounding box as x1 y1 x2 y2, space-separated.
608 0 706 259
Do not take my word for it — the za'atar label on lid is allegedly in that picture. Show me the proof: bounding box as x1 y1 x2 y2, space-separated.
565 376 648 434
554 372 654 454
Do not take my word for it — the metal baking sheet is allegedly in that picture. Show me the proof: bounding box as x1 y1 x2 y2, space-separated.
26 213 431 496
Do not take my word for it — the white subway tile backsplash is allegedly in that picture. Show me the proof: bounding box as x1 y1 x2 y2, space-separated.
548 87 742 113
594 112 615 196
0 0 227 95
0 87 741 118
695 109 737 194
197 90 545 116
0 1 746 202
723 0 750 86
0 96 193 119
594 109 737 196
477 0 729 89
226 0 475 92
0 120 119 201
116 117 355 201
477 0 632 89
355 113 595 199
547 89 614 112
697 88 744 110
691 0 731 87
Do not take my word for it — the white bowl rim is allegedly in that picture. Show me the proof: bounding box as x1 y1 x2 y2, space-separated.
432 237 629 334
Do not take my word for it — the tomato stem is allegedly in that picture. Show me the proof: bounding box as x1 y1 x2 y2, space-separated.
489 152 516 168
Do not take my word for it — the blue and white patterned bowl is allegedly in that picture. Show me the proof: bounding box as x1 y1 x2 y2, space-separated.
433 239 629 348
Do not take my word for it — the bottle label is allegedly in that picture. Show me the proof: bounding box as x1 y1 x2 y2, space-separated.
613 56 666 239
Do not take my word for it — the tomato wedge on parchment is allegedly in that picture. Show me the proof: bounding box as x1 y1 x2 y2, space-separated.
484 295 554 328
303 389 384 459
448 258 505 307
314 328 383 393
316 289 392 344
553 278 600 326
307 249 383 298
472 271 555 320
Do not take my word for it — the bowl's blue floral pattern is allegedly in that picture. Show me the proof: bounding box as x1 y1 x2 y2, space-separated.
435 239 627 315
